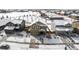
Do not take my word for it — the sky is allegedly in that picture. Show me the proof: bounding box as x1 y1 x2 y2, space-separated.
0 0 78 9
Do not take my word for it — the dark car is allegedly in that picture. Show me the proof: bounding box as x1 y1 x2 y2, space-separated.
0 44 10 50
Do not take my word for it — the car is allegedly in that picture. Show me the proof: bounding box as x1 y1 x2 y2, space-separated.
0 44 10 50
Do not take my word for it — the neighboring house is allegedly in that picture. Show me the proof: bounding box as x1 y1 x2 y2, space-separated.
4 19 25 34
11 20 25 31
55 25 73 32
49 16 73 33
54 20 73 32
69 14 79 21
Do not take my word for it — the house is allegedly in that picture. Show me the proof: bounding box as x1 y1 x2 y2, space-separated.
24 16 55 36
69 14 79 21
49 16 73 34
11 20 25 31
55 20 73 31
4 19 25 34
27 20 50 36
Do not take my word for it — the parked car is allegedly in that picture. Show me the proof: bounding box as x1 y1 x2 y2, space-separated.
0 44 10 50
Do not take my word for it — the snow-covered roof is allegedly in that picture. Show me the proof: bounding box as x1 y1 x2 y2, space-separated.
29 19 47 26
0 18 23 27
0 19 11 26
4 26 15 30
45 13 56 17
25 16 52 31
70 13 79 16
11 19 23 24
55 27 73 31
53 20 71 25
